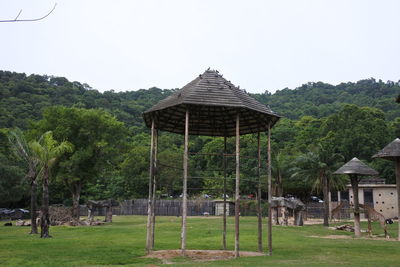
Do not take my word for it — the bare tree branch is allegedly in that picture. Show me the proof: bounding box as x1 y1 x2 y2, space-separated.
0 3 57 23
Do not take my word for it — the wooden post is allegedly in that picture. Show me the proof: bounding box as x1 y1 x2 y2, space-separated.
395 158 400 241
257 132 263 252
267 122 272 256
181 109 189 256
223 136 227 250
146 119 155 254
234 113 240 258
350 174 361 238
151 130 158 249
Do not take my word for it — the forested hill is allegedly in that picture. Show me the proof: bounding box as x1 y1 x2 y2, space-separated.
1 70 399 130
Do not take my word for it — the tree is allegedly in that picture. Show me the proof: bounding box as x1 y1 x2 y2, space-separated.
30 131 73 238
31 107 127 219
0 129 25 208
321 105 390 162
271 152 293 197
7 128 39 234
292 144 344 226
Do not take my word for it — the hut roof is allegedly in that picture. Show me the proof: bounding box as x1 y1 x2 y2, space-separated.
372 138 400 161
143 69 281 136
333 157 378 176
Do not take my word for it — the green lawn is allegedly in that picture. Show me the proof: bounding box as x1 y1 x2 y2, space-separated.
0 216 399 266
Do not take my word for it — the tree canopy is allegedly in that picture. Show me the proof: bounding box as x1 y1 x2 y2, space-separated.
1 70 399 208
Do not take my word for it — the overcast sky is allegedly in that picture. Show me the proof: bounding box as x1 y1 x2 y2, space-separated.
1 0 400 94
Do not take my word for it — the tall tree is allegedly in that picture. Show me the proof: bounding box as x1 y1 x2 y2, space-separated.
31 107 127 218
321 105 390 162
30 131 73 238
0 129 26 208
7 128 39 234
292 144 344 226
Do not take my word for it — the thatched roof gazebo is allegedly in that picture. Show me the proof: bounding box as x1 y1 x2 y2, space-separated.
143 69 281 257
334 157 378 237
143 70 280 136
373 138 400 241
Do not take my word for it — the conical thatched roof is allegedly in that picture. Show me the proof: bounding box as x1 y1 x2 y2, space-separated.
372 138 400 161
143 69 281 136
334 157 378 176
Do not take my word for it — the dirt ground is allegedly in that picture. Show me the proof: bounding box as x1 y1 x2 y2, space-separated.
143 249 265 264
309 235 396 241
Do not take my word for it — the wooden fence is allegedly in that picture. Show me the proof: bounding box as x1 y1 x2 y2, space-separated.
79 199 350 219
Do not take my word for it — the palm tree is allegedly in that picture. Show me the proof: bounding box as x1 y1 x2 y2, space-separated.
8 128 39 234
292 144 344 226
272 152 292 197
30 131 73 238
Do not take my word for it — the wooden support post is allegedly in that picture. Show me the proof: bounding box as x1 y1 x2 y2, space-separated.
234 113 240 258
151 130 158 249
146 119 155 254
395 159 400 241
350 174 361 238
257 132 263 252
181 109 189 256
223 136 227 250
267 122 272 256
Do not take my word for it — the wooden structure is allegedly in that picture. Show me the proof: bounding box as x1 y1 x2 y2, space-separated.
143 69 281 257
333 157 378 237
86 200 119 223
373 138 400 241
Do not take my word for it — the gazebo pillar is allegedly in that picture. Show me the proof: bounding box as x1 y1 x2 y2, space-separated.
146 119 156 254
223 136 227 250
396 158 400 241
234 113 240 258
267 122 272 256
181 109 189 255
151 129 158 249
257 132 263 252
350 174 361 237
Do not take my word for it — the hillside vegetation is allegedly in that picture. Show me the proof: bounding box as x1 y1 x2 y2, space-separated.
0 70 399 208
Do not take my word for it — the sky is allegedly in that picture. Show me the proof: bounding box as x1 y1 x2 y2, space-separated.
1 0 400 94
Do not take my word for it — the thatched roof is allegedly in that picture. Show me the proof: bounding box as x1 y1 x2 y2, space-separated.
333 157 378 176
143 69 281 136
372 138 400 161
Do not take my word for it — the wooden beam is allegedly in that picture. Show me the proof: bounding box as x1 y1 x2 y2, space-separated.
395 159 400 241
181 109 189 256
350 175 361 237
223 136 227 250
146 119 155 254
151 129 158 249
257 132 263 252
235 113 240 258
267 122 272 256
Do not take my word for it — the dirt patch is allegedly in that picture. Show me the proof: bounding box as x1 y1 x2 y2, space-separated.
143 249 265 264
309 235 396 241
309 235 352 239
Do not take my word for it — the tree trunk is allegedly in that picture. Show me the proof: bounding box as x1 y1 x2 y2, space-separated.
40 166 51 238
29 180 38 234
350 175 361 237
322 174 329 227
71 182 82 220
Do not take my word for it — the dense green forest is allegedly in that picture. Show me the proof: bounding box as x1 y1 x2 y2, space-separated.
1 70 399 208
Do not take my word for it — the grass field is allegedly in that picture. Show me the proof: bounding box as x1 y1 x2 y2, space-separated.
0 216 399 266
